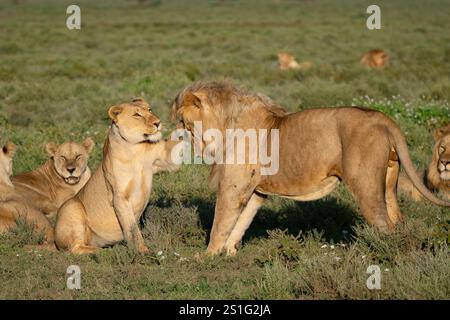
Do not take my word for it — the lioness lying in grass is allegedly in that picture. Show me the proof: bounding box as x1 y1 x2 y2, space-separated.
12 138 94 217
0 141 54 242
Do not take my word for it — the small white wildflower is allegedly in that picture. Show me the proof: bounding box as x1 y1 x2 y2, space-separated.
179 257 189 262
384 268 389 272
160 256 166 260
174 252 180 257
157 250 163 256
16 254 20 257
321 244 328 249
330 245 335 249
362 255 366 259
334 257 341 261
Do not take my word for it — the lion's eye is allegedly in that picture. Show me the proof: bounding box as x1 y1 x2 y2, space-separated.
76 155 82 161
133 113 142 118
60 156 66 161
439 146 445 154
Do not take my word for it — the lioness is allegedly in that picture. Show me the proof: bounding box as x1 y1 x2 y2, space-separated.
12 138 94 217
171 81 450 256
360 49 389 68
277 52 312 71
398 124 450 201
55 98 180 254
0 141 54 241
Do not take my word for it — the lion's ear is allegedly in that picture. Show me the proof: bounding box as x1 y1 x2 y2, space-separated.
2 141 16 158
132 97 150 109
82 137 95 154
184 92 203 109
108 105 123 122
45 142 58 157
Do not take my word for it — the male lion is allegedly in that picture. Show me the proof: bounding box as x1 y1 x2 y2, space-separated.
55 98 180 254
398 124 450 201
171 81 450 256
360 49 389 68
0 141 54 241
12 138 94 217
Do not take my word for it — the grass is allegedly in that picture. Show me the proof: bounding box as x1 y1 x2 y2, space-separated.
0 0 449 299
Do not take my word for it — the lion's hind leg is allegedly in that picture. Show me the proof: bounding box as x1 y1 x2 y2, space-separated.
70 243 98 255
385 158 403 226
342 136 394 233
55 199 96 254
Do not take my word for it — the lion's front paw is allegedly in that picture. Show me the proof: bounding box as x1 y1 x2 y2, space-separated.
205 244 223 256
224 246 237 257
137 245 150 255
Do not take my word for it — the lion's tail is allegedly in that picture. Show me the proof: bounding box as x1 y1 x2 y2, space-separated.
389 122 450 207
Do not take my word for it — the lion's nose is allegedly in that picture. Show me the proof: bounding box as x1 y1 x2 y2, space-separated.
441 160 450 170
67 167 75 174
153 120 161 128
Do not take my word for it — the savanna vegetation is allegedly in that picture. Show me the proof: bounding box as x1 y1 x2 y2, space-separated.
0 0 449 299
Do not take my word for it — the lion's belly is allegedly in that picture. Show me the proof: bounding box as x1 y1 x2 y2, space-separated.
256 110 342 200
256 176 340 201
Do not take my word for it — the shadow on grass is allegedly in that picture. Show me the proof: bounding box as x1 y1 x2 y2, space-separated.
151 194 359 245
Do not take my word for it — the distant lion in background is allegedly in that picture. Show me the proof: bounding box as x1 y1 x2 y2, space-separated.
0 141 54 242
277 52 312 71
360 49 389 68
398 124 450 201
12 138 94 217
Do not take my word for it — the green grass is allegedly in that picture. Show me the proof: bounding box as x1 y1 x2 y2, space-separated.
0 0 449 299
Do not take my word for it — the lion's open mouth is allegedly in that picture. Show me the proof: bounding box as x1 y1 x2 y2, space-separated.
64 176 80 185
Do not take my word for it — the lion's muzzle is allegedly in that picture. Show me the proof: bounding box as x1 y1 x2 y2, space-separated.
64 176 81 185
144 131 162 143
439 159 450 180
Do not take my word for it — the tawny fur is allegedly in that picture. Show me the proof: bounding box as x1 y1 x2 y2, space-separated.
398 124 450 201
360 49 389 68
12 139 94 217
0 142 54 242
172 81 450 257
55 98 181 255
277 52 312 71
